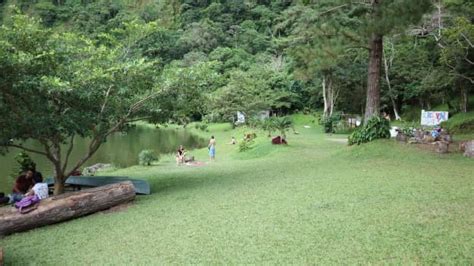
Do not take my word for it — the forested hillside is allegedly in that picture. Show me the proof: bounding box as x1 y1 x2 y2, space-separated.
1 0 473 123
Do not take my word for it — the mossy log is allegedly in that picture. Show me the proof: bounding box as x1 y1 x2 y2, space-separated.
0 181 135 236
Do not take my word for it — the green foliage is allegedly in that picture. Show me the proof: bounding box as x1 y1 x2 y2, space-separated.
398 121 418 137
260 118 276 137
238 138 255 152
334 120 356 135
440 111 474 134
0 11 161 194
348 116 391 145
138 149 158 166
272 116 293 139
320 113 342 134
194 123 209 132
13 152 36 174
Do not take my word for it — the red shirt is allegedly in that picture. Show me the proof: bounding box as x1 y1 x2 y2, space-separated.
13 175 33 194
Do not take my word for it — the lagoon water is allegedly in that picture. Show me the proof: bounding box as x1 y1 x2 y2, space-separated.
0 126 205 192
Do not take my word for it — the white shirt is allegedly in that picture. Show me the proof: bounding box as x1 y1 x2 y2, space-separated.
32 183 49 200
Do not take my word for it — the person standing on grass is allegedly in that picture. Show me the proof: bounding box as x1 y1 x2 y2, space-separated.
176 145 186 165
208 136 216 161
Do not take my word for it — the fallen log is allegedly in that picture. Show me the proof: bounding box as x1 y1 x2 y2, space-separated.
0 181 135 236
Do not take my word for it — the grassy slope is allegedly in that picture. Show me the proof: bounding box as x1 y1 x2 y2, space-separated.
1 115 473 264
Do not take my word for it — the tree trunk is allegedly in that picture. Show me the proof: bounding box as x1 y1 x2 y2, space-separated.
0 182 135 236
53 181 65 195
365 33 383 123
322 76 329 118
328 78 335 117
460 86 468 113
53 164 66 195
323 75 336 118
383 47 401 120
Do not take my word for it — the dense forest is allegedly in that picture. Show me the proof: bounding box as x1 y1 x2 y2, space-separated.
1 0 472 122
0 1 473 192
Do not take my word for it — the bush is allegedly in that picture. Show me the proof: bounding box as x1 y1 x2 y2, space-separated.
194 123 209 131
239 139 255 152
10 152 37 179
14 152 36 173
260 118 275 137
320 113 342 133
139 150 159 166
348 116 391 145
334 120 356 134
247 117 261 129
440 111 474 134
398 121 417 137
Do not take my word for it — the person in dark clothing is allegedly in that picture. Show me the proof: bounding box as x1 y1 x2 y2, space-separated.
0 169 35 204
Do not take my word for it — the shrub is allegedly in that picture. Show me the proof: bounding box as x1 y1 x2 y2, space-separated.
348 116 391 145
199 123 208 131
14 152 36 173
440 111 474 134
194 123 209 132
247 117 261 129
139 150 159 166
260 118 275 137
334 120 356 134
398 121 417 137
320 113 342 133
10 152 37 179
239 139 255 152
272 116 293 139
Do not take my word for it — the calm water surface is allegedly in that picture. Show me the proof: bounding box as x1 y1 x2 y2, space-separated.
0 126 205 191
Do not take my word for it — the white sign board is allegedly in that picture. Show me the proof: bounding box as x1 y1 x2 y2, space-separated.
236 111 245 124
421 110 448 126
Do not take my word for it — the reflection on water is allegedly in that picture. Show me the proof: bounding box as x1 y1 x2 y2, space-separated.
0 126 206 191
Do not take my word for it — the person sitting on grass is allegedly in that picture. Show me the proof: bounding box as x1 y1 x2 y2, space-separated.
25 172 49 200
0 169 35 204
176 145 186 165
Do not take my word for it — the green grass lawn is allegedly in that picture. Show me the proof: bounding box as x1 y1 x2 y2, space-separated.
1 116 473 264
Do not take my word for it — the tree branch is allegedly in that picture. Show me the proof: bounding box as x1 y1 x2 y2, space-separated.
461 33 474 48
318 4 349 16
5 144 48 156
66 91 159 177
99 85 113 117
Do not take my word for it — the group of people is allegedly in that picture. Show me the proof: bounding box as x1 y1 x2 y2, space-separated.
0 168 49 205
175 136 219 165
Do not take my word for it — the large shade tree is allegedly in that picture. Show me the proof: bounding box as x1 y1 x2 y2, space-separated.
0 13 160 194
288 0 432 122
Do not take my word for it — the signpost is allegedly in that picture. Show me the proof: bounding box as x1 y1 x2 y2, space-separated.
421 110 449 126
